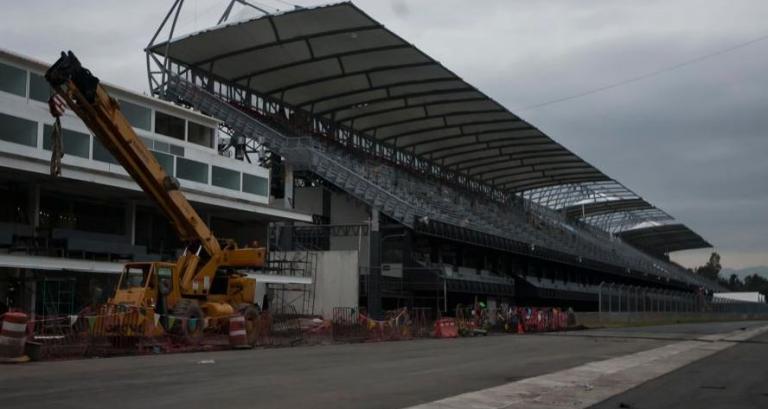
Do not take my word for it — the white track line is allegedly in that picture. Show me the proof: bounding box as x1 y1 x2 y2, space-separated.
403 325 768 409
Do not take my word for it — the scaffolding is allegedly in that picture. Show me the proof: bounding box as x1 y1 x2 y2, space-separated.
263 244 318 316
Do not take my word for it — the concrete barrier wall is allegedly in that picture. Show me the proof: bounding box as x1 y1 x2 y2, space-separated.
575 311 768 328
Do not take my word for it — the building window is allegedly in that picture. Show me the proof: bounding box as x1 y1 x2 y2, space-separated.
169 144 185 157
29 73 51 102
152 151 174 175
176 157 208 184
153 140 170 153
0 112 37 147
140 136 154 149
119 100 152 131
43 124 90 159
187 122 214 148
92 139 118 164
134 206 181 256
0 62 26 97
154 111 185 140
212 166 241 191
39 193 125 235
0 183 28 224
242 173 268 196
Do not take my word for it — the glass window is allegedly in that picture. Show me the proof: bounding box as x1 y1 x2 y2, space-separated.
134 206 182 254
157 266 172 279
176 157 208 184
0 183 28 224
140 136 154 149
39 192 125 235
119 265 150 289
154 111 185 140
92 139 119 164
243 173 269 196
169 144 184 157
0 112 37 147
187 122 214 148
43 124 90 158
120 100 152 131
153 140 169 153
29 73 51 102
212 166 241 191
0 62 26 97
152 151 174 175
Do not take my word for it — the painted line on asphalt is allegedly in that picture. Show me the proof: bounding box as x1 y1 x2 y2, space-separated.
402 324 768 409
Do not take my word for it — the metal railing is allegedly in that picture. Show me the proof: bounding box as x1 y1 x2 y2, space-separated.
598 282 768 314
165 77 715 290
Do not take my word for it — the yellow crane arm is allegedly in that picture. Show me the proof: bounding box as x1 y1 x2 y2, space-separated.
45 51 221 258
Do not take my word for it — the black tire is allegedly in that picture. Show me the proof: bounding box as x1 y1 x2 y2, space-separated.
239 304 261 346
171 299 204 344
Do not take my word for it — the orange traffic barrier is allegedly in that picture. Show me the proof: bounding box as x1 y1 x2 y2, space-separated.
228 315 250 349
434 318 458 338
0 312 30 363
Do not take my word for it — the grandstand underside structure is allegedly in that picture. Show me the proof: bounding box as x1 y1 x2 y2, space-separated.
146 1 717 313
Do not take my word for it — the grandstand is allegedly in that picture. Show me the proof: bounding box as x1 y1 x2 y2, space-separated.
145 2 718 313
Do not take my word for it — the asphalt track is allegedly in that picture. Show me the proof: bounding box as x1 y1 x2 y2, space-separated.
1 320 765 409
590 330 768 409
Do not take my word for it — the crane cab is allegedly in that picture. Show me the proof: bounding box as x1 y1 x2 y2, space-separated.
110 262 181 313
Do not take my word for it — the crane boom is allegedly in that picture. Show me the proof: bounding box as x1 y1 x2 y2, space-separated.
45 52 221 257
43 52 266 331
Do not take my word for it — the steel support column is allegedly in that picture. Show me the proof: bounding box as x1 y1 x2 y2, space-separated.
367 209 382 319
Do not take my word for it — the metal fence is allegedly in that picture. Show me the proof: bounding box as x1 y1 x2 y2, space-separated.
598 282 768 314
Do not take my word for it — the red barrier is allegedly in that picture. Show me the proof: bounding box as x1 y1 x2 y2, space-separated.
434 318 458 338
228 315 250 349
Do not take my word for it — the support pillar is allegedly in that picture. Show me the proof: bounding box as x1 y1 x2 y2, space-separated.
28 184 40 233
127 200 136 245
367 209 382 319
283 164 294 209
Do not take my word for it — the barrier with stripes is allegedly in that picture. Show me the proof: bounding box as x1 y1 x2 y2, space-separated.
0 312 29 362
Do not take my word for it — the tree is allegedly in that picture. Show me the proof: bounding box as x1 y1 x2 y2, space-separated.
695 252 721 282
743 274 768 300
728 274 743 291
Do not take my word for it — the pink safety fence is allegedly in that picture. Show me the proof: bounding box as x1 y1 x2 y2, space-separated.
15 304 576 361
24 303 305 360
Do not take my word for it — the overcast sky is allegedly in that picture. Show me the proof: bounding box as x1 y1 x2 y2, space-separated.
2 0 766 269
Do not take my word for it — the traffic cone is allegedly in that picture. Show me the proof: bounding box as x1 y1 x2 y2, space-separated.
516 321 525 334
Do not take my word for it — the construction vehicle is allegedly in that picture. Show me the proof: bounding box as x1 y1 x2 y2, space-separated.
45 51 265 342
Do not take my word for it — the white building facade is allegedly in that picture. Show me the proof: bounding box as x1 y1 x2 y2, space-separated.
0 49 312 316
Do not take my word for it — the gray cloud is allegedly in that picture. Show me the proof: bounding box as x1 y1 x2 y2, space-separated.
2 0 765 268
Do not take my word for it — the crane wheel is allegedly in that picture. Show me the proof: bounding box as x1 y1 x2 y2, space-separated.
171 299 205 345
239 304 261 346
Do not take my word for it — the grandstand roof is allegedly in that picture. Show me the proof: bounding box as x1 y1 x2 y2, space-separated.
618 224 712 254
149 2 712 253
149 2 610 192
563 198 653 219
